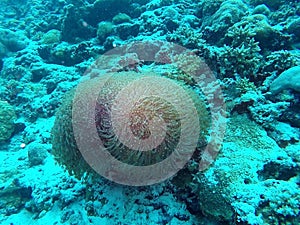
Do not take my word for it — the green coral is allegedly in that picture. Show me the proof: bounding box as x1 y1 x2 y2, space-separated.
0 101 16 142
218 38 262 78
97 21 114 43
236 78 257 94
112 13 131 25
263 50 297 75
41 29 61 44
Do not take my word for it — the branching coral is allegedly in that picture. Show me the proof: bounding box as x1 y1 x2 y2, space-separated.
218 38 262 78
236 78 257 94
262 50 297 75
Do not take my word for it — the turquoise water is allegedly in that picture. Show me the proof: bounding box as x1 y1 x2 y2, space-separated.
0 0 299 224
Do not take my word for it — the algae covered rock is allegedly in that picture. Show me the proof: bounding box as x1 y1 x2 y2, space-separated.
287 18 300 38
250 0 285 9
0 183 32 216
27 143 48 166
0 28 28 52
0 100 16 142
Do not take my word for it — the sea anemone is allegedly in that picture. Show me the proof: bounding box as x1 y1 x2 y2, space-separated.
52 71 210 185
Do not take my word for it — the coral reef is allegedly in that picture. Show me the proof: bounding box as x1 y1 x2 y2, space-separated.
0 0 299 224
191 115 300 224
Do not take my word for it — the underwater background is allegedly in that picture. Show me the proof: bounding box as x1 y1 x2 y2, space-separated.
0 0 300 224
